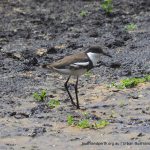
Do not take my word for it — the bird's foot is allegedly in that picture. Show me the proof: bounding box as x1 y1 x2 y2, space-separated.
76 106 80 109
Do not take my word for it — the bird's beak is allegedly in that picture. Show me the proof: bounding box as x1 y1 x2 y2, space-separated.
102 52 112 58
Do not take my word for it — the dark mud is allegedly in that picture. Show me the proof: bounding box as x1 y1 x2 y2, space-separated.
0 0 150 149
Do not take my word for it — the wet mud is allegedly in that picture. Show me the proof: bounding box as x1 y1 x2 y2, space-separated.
0 0 150 149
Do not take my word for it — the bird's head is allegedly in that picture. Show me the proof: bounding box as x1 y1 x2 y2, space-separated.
86 46 112 58
86 46 112 66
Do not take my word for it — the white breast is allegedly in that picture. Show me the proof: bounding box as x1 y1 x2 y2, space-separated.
87 52 100 66
53 67 87 76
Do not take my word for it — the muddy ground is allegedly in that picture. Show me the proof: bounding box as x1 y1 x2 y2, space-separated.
0 0 150 149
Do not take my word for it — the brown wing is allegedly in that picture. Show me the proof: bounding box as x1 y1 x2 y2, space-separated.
47 52 88 69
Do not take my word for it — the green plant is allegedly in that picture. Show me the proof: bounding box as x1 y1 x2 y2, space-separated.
67 115 74 126
94 120 109 128
84 70 93 78
82 112 89 117
145 75 150 81
80 10 88 17
109 75 150 89
77 119 90 128
108 82 124 89
101 0 113 14
67 115 110 129
107 82 114 88
109 110 117 118
33 90 47 101
125 23 137 31
48 99 60 109
121 77 145 88
118 100 125 107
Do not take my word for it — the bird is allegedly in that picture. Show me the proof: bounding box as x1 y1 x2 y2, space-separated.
45 46 112 109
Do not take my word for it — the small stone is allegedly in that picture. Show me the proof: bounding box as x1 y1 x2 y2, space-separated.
137 133 144 137
43 124 53 127
36 48 47 56
14 112 29 119
13 52 22 59
29 127 46 137
111 88 120 92
6 52 22 60
128 93 139 99
138 94 143 98
132 95 139 99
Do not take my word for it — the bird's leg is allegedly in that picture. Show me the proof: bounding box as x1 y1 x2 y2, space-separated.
75 76 80 109
64 75 76 106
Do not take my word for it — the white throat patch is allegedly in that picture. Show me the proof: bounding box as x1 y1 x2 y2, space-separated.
87 52 100 66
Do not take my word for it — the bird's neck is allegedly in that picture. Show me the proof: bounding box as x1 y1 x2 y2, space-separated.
87 52 100 66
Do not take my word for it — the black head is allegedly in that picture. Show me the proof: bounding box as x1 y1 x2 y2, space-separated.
87 46 103 53
86 46 112 57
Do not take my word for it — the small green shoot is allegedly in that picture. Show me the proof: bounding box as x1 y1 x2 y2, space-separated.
101 0 113 14
33 90 47 101
77 119 90 128
82 112 89 117
145 75 150 81
94 120 109 129
48 99 60 109
84 70 93 78
109 75 150 89
67 115 74 126
109 110 117 118
125 23 137 31
118 100 125 108
80 10 88 17
67 115 109 129
108 82 124 89
121 78 145 88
